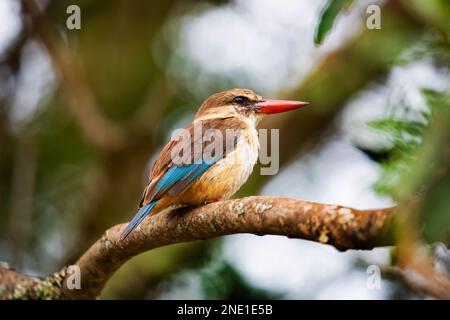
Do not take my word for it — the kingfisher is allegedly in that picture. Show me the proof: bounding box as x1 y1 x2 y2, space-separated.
120 88 308 240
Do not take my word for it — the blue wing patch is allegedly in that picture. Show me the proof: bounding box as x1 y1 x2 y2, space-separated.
120 157 220 240
155 156 220 198
166 162 215 196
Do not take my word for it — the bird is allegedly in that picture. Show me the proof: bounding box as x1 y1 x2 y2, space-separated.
120 88 309 240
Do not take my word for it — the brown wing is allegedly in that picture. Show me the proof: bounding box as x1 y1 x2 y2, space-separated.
139 117 243 207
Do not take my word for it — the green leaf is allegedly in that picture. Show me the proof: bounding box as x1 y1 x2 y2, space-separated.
369 119 426 137
369 88 449 199
314 0 355 46
422 88 448 110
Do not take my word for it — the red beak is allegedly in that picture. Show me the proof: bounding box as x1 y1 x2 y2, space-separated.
254 99 309 114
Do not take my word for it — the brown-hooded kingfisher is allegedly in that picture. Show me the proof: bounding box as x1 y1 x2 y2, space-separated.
120 88 308 240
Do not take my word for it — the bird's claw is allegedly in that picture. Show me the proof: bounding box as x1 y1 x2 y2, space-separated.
205 198 223 204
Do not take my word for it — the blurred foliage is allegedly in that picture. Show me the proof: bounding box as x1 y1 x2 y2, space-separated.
0 0 449 299
200 260 279 300
415 90 450 242
314 0 355 45
102 240 214 299
368 99 431 198
367 88 450 241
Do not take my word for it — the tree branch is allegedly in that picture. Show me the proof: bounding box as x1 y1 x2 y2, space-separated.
0 196 395 300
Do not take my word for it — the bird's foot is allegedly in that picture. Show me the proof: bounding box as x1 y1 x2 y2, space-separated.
205 198 223 204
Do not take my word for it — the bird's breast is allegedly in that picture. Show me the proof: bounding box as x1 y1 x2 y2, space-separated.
178 125 259 204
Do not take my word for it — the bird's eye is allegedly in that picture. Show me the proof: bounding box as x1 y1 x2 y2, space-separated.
233 96 248 105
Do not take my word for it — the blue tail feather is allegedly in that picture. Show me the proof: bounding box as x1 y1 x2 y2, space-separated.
120 201 157 240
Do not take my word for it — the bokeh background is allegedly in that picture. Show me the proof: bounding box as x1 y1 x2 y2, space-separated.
0 0 449 299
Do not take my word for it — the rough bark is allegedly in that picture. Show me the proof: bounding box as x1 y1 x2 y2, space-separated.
0 196 395 300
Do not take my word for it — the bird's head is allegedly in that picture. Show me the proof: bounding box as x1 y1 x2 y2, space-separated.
194 88 309 126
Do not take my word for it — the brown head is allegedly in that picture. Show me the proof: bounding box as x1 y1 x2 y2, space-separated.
194 88 308 125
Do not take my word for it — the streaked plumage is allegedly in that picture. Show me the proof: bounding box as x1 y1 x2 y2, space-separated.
121 88 308 240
